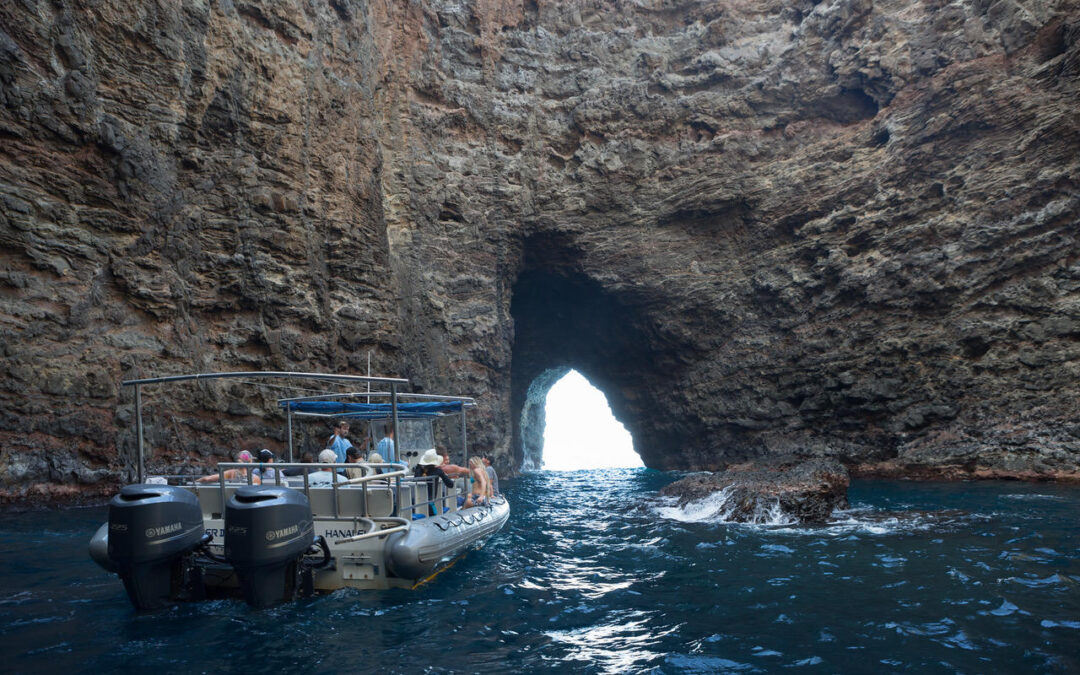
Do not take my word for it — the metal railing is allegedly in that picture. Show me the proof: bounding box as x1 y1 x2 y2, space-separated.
195 461 409 521
120 371 411 483
405 475 463 519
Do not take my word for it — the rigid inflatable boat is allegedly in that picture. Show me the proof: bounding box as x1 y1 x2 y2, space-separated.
89 371 509 609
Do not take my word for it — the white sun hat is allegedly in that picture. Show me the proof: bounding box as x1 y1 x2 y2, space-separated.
418 449 442 466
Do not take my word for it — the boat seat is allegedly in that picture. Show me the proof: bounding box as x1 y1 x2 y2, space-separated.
346 485 394 517
306 485 395 518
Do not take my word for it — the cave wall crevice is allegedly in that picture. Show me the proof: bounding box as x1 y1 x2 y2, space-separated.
3 0 1080 500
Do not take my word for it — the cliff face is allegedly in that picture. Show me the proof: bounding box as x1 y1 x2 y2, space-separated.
2 0 1079 500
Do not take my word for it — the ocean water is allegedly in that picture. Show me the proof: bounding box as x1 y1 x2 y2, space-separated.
1 469 1078 674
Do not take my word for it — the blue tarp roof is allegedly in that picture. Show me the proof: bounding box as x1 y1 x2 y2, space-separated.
280 400 465 419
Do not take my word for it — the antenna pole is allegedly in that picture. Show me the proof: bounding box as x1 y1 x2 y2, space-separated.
135 384 145 484
287 406 294 461
391 382 399 464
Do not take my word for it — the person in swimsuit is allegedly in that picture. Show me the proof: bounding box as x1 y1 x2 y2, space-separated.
462 456 491 508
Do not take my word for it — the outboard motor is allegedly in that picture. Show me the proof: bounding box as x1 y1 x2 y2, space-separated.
106 484 205 610
224 485 313 608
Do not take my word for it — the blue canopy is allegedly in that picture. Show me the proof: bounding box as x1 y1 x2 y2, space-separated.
281 400 465 419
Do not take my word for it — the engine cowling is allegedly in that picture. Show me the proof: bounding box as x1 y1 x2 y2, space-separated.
224 485 314 608
106 484 205 610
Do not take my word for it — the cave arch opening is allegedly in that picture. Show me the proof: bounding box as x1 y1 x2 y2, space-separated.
541 369 641 471
509 235 655 472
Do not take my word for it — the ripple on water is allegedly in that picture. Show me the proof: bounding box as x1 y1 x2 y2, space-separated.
3 473 1080 674
999 493 1066 501
1006 573 1079 588
664 653 760 673
1041 619 1080 629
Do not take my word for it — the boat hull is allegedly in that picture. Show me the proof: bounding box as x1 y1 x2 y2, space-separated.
387 497 510 580
91 487 510 596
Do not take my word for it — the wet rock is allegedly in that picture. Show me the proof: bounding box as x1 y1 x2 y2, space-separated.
660 458 850 524
1 1 1079 504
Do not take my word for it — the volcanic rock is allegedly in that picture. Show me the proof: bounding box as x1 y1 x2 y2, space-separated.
660 457 851 524
1 1 1080 502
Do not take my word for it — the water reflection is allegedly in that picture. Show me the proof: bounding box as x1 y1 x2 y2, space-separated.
1 473 1079 673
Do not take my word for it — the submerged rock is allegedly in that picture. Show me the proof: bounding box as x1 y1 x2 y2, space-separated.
660 457 850 524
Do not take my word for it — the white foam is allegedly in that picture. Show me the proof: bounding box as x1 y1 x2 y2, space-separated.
655 486 796 526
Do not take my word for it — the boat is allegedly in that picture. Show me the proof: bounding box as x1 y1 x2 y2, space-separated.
88 371 509 609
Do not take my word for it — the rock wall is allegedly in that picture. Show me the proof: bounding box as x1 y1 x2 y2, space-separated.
2 0 1079 501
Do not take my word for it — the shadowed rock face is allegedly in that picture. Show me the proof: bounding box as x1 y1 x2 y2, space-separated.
2 1 1080 501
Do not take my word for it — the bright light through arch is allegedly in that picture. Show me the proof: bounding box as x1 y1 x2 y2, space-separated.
542 370 643 471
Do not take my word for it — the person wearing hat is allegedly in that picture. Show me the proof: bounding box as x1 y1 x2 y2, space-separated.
367 452 385 476
198 450 260 484
302 449 346 486
413 449 454 515
251 448 284 485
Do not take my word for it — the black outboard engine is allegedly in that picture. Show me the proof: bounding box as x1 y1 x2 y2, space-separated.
107 484 205 610
224 486 314 608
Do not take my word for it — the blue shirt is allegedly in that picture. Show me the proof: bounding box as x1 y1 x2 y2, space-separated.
329 435 353 464
252 466 283 484
375 437 395 463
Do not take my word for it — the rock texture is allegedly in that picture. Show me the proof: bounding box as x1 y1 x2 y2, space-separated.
2 1 1080 502
660 457 850 523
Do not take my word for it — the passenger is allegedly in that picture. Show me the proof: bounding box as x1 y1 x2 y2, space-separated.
198 450 260 484
414 449 454 514
251 449 285 485
326 420 353 464
462 456 491 508
367 452 385 476
304 449 345 486
344 447 365 480
282 451 315 477
483 456 501 496
435 445 469 479
375 423 395 463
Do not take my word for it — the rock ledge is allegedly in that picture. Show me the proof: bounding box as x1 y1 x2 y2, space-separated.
660 457 850 524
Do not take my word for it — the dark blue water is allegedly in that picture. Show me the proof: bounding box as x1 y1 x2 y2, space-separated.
2 470 1078 673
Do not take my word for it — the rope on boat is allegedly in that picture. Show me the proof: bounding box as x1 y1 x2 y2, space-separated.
410 552 468 590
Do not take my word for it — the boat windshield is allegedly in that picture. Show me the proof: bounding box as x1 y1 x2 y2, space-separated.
373 419 433 452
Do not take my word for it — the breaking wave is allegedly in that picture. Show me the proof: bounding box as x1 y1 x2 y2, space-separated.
653 493 993 537
653 486 796 526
